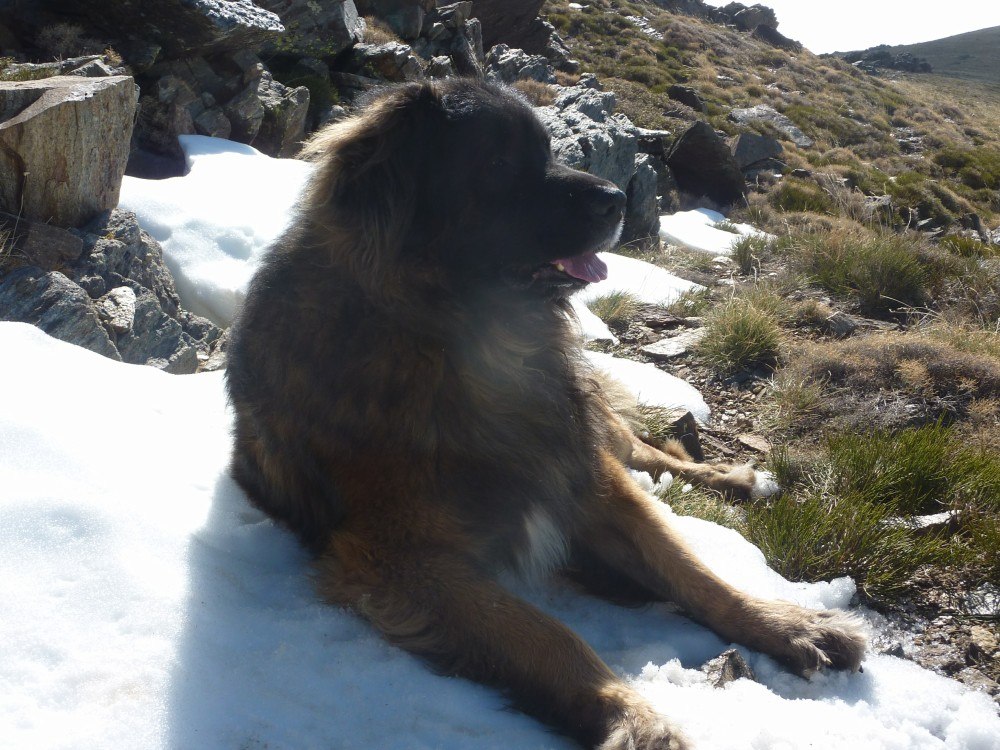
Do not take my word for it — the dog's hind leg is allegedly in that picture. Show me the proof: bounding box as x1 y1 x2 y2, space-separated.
575 452 867 677
315 531 691 750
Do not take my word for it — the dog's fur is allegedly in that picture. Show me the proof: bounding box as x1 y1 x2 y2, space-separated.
226 79 866 749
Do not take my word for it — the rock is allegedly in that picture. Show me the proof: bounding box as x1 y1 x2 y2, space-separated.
953 667 1000 698
719 3 778 32
427 1 474 29
0 211 84 270
635 127 673 157
0 76 138 227
469 0 546 51
451 18 485 77
753 24 801 52
69 59 118 77
964 626 999 664
116 289 199 374
425 55 456 78
95 286 137 335
543 27 579 72
536 83 638 191
258 0 364 57
356 0 433 40
0 267 120 360
622 154 659 243
840 46 932 75
702 648 756 687
72 0 285 59
484 43 555 84
729 104 813 149
666 120 745 205
737 433 771 454
667 84 706 113
350 42 424 81
228 70 310 157
645 408 704 462
730 131 783 170
68 210 221 350
641 328 708 360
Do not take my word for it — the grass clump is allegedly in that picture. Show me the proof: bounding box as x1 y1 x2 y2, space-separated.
512 79 557 106
768 178 835 214
744 486 947 598
587 291 640 330
745 425 1000 597
783 229 937 315
697 294 783 374
731 233 771 274
939 234 997 259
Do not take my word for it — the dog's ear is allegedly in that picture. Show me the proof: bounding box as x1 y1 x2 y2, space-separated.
299 83 443 272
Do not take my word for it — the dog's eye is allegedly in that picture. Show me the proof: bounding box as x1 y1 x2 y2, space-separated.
491 156 510 170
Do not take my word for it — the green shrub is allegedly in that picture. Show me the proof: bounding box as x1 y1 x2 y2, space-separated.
934 146 1000 191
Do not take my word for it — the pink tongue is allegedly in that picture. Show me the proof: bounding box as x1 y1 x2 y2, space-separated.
553 252 608 283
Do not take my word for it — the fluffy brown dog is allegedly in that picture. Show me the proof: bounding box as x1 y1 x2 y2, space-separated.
226 79 866 749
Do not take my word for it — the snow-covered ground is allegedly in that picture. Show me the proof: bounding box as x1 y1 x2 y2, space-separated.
5 136 997 749
3 323 998 750
659 209 770 255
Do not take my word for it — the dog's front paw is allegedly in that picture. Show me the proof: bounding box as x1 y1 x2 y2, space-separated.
599 702 692 750
759 604 868 677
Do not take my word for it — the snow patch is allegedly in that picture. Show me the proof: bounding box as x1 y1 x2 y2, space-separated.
659 208 772 256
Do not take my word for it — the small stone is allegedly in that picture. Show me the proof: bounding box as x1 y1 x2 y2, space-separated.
702 648 756 687
737 434 771 453
95 286 137 334
640 328 707 360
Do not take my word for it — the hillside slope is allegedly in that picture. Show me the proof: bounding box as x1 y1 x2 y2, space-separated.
887 25 1000 86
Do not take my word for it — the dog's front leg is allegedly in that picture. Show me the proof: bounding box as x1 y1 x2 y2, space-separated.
315 532 690 750
576 452 867 676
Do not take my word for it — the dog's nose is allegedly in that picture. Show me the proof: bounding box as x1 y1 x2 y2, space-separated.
582 184 627 222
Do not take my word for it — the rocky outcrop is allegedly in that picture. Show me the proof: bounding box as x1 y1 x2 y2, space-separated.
666 120 745 205
536 77 638 191
536 77 662 241
0 76 138 227
728 104 813 149
258 0 364 57
484 43 555 84
718 2 777 32
0 267 121 360
0 210 222 373
70 0 285 60
839 46 933 75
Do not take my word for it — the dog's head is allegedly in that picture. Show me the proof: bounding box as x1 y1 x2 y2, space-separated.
300 79 625 297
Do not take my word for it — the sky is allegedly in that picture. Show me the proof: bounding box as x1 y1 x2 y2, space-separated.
701 0 1000 54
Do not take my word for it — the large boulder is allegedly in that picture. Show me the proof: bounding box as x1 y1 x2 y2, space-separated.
535 78 638 191
470 0 545 51
728 104 813 148
0 76 138 227
730 131 783 170
70 0 284 59
718 2 778 31
666 120 745 205
622 154 660 243
258 0 364 57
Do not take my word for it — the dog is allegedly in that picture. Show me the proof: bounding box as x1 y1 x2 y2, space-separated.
225 79 866 749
